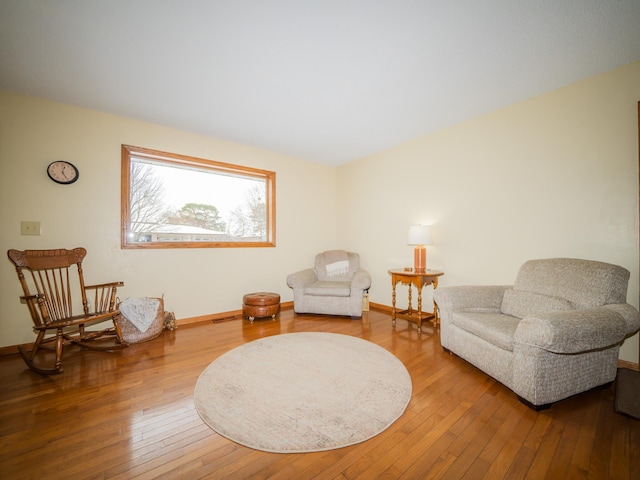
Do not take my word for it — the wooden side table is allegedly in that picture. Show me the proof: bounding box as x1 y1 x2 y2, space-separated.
389 269 444 333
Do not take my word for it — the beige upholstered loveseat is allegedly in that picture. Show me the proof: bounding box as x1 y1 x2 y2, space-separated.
433 258 640 408
286 250 371 317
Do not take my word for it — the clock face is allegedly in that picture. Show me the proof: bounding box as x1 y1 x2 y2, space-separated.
47 161 79 184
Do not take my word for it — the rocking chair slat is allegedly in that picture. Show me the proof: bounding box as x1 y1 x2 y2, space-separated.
7 247 128 375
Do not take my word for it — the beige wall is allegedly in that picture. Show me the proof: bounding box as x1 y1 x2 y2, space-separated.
337 61 640 363
2 61 639 363
0 92 337 347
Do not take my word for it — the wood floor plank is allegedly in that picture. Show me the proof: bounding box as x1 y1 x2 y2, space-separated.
444 397 503 479
481 407 536 479
609 414 632 480
524 421 564 479
0 309 638 479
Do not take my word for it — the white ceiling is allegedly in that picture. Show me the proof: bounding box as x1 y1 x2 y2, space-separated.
2 1 640 166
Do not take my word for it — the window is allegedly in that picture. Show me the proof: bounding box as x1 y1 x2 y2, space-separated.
121 145 275 249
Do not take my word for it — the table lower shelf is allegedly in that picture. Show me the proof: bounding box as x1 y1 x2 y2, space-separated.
392 310 436 332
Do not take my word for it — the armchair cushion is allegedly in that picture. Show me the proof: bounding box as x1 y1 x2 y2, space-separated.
304 281 351 297
315 250 360 281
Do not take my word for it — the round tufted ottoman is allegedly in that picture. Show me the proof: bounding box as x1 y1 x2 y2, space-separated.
242 292 280 322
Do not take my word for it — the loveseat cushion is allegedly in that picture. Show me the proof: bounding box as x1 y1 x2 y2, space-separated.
304 281 351 297
512 258 630 308
452 309 521 351
501 289 574 319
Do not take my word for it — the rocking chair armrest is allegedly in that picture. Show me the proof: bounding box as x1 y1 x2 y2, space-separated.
19 293 43 302
84 281 124 290
84 281 124 313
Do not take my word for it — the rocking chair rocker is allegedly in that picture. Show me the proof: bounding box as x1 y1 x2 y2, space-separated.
7 247 128 374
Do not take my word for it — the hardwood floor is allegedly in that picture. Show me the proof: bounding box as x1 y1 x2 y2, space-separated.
1 309 638 479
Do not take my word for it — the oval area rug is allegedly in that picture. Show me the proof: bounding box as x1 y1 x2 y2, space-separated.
194 332 412 453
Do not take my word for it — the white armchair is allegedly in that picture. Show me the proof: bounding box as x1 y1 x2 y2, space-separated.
286 250 371 317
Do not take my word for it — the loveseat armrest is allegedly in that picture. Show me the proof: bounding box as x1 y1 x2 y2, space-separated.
514 306 629 354
286 268 317 289
601 303 640 336
351 269 372 290
434 285 510 313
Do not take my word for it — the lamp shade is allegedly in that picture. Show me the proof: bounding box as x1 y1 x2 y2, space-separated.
407 225 432 246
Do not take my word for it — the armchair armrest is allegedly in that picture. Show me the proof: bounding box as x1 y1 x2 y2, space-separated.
514 306 628 354
286 268 317 288
351 269 371 290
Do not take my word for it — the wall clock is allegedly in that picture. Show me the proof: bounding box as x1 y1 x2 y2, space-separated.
47 160 79 185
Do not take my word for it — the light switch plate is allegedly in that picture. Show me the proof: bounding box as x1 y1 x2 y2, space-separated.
21 221 41 236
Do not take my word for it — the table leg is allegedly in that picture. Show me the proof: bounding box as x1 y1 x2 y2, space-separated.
416 283 423 333
391 280 397 327
433 277 440 328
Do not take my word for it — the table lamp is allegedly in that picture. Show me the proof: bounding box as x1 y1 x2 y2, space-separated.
408 225 432 273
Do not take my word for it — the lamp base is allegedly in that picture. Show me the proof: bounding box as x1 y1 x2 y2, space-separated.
414 246 426 273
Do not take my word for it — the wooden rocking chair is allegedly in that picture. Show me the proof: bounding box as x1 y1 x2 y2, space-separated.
7 247 128 374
